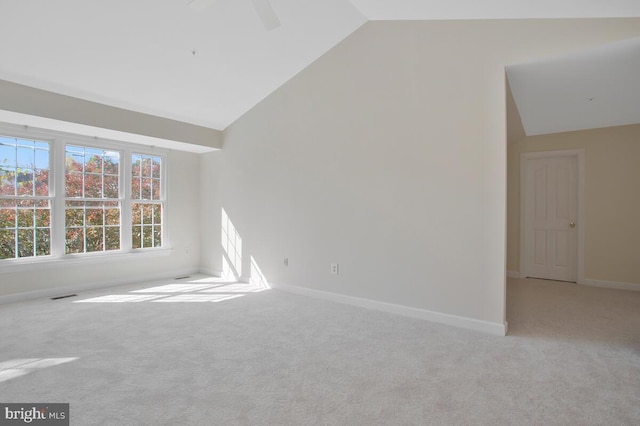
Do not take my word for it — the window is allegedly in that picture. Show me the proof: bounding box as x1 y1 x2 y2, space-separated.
131 154 163 249
0 136 51 260
0 125 167 264
65 145 121 254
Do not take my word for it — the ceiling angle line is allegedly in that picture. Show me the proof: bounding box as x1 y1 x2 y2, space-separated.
251 0 281 31
187 0 280 31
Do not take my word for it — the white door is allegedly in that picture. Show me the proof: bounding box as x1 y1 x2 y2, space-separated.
523 155 578 282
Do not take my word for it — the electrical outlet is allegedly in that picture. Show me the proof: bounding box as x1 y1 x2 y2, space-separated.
184 247 190 255
284 257 289 266
330 263 339 275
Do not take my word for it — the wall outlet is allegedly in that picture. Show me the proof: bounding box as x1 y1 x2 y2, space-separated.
184 247 190 255
284 257 289 266
330 263 339 275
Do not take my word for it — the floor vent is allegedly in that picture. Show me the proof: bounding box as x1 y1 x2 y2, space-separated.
174 276 191 280
51 294 77 300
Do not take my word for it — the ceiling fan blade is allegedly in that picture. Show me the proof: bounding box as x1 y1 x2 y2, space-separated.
187 0 218 12
251 0 281 31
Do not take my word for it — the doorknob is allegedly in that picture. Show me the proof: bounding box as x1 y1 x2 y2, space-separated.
569 222 576 228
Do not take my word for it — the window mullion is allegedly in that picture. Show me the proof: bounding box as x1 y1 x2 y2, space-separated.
121 147 132 251
51 139 66 258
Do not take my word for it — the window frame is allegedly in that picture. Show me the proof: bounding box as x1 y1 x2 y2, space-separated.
0 132 54 260
130 152 165 250
0 123 169 268
64 144 123 255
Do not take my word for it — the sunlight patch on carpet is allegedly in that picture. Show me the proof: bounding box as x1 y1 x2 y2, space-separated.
0 357 78 383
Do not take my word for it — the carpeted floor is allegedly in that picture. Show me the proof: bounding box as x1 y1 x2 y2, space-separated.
0 275 638 425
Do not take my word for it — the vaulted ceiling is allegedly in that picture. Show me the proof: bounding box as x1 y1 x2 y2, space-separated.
1 0 639 133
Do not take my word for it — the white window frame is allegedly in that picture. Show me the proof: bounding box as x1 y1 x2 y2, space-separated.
0 122 169 270
0 131 54 259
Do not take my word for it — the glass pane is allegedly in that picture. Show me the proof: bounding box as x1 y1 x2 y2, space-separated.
105 227 120 251
0 229 15 259
17 208 34 228
84 174 102 198
131 177 141 200
153 204 161 224
17 199 33 208
152 157 161 179
86 208 103 226
142 225 152 248
131 203 142 225
104 154 119 175
86 227 103 252
35 149 49 170
103 175 118 198
142 204 152 225
66 172 83 197
85 153 103 174
66 206 84 227
132 155 142 177
16 170 34 196
17 228 34 257
35 169 49 196
105 208 120 226
17 147 34 168
0 207 16 228
141 157 152 177
152 179 161 200
35 208 50 227
0 143 15 166
35 228 50 256
65 228 84 254
132 225 141 249
0 167 16 196
153 225 162 247
141 178 152 200
66 151 84 172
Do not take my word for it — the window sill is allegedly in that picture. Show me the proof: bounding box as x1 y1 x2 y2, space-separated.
0 248 174 274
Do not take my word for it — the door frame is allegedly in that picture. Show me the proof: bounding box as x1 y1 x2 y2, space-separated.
520 149 585 284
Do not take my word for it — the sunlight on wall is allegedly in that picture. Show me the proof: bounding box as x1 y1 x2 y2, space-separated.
250 256 270 291
221 208 242 280
0 358 78 383
71 208 272 304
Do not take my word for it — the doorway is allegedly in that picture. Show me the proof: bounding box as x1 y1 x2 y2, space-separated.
520 150 584 283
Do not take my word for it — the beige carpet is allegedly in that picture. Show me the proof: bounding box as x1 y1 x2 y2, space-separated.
0 275 638 425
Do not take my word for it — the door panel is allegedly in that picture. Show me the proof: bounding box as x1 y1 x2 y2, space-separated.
524 155 578 282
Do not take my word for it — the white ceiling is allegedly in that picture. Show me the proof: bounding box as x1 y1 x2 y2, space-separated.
0 0 639 132
507 36 640 136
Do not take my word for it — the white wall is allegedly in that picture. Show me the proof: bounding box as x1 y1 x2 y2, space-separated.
201 19 640 332
0 149 202 300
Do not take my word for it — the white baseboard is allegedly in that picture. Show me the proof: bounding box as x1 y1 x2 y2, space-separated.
581 278 640 292
198 268 222 277
0 268 199 305
270 282 507 336
506 270 520 279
